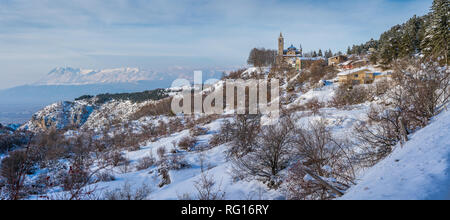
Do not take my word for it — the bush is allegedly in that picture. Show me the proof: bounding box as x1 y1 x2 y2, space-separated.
232 116 295 188
96 171 116 182
286 120 355 200
108 151 128 167
354 58 449 166
135 155 156 171
158 168 171 188
354 106 402 166
223 69 247 80
131 97 174 120
331 84 370 108
0 133 29 154
189 126 209 137
61 162 90 191
103 182 151 200
0 150 34 200
166 153 191 170
178 136 198 151
304 98 324 115
228 114 261 158
156 147 166 161
209 120 234 147
194 168 226 200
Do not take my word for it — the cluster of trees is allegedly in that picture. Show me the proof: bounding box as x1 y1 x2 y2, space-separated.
303 49 337 58
0 111 223 200
355 58 449 165
347 38 378 56
348 0 449 65
210 114 355 199
247 47 341 67
75 88 168 104
247 48 277 67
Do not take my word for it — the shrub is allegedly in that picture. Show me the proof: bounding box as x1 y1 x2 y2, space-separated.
178 136 198 151
304 98 324 115
0 150 34 200
286 120 355 200
135 155 156 171
209 120 235 147
166 153 191 170
103 182 151 200
189 126 209 137
131 97 174 120
156 147 167 161
0 133 29 154
331 84 370 108
158 168 171 188
232 116 295 188
96 171 116 182
108 151 128 167
228 114 261 158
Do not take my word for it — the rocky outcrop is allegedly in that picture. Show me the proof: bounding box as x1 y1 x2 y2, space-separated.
21 101 95 132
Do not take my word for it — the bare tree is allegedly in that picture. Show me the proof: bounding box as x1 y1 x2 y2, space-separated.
232 116 295 188
227 114 261 158
286 120 355 200
0 149 33 200
193 155 226 200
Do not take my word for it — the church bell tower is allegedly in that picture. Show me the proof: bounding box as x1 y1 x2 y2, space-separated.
278 32 284 56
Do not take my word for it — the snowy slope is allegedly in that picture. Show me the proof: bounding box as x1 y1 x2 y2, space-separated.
341 109 450 200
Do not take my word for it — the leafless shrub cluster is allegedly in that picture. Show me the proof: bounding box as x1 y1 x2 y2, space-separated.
130 97 174 120
303 98 325 115
135 154 156 171
157 167 171 188
355 58 449 166
95 171 116 182
285 120 355 200
296 61 336 85
189 126 209 137
331 84 371 108
0 149 34 200
227 114 261 158
193 156 226 200
231 116 295 188
222 68 248 80
209 120 234 147
0 132 31 154
103 182 151 200
178 136 198 151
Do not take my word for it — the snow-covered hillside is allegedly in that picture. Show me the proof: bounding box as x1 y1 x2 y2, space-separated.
341 109 450 200
4 62 448 201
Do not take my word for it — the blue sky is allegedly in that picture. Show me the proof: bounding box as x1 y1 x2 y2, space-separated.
0 0 433 89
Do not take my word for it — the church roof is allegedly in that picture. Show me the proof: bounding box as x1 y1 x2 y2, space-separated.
288 44 297 50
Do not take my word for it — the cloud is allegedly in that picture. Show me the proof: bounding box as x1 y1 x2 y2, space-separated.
0 0 433 89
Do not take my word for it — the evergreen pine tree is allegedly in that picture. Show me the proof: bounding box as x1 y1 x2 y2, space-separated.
422 0 449 63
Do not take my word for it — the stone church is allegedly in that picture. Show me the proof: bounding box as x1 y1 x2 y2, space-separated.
277 32 322 71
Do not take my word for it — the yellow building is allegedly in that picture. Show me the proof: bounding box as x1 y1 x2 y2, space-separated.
338 69 392 85
328 55 348 66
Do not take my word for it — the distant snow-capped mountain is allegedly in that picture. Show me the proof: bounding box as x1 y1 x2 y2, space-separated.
35 67 162 85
